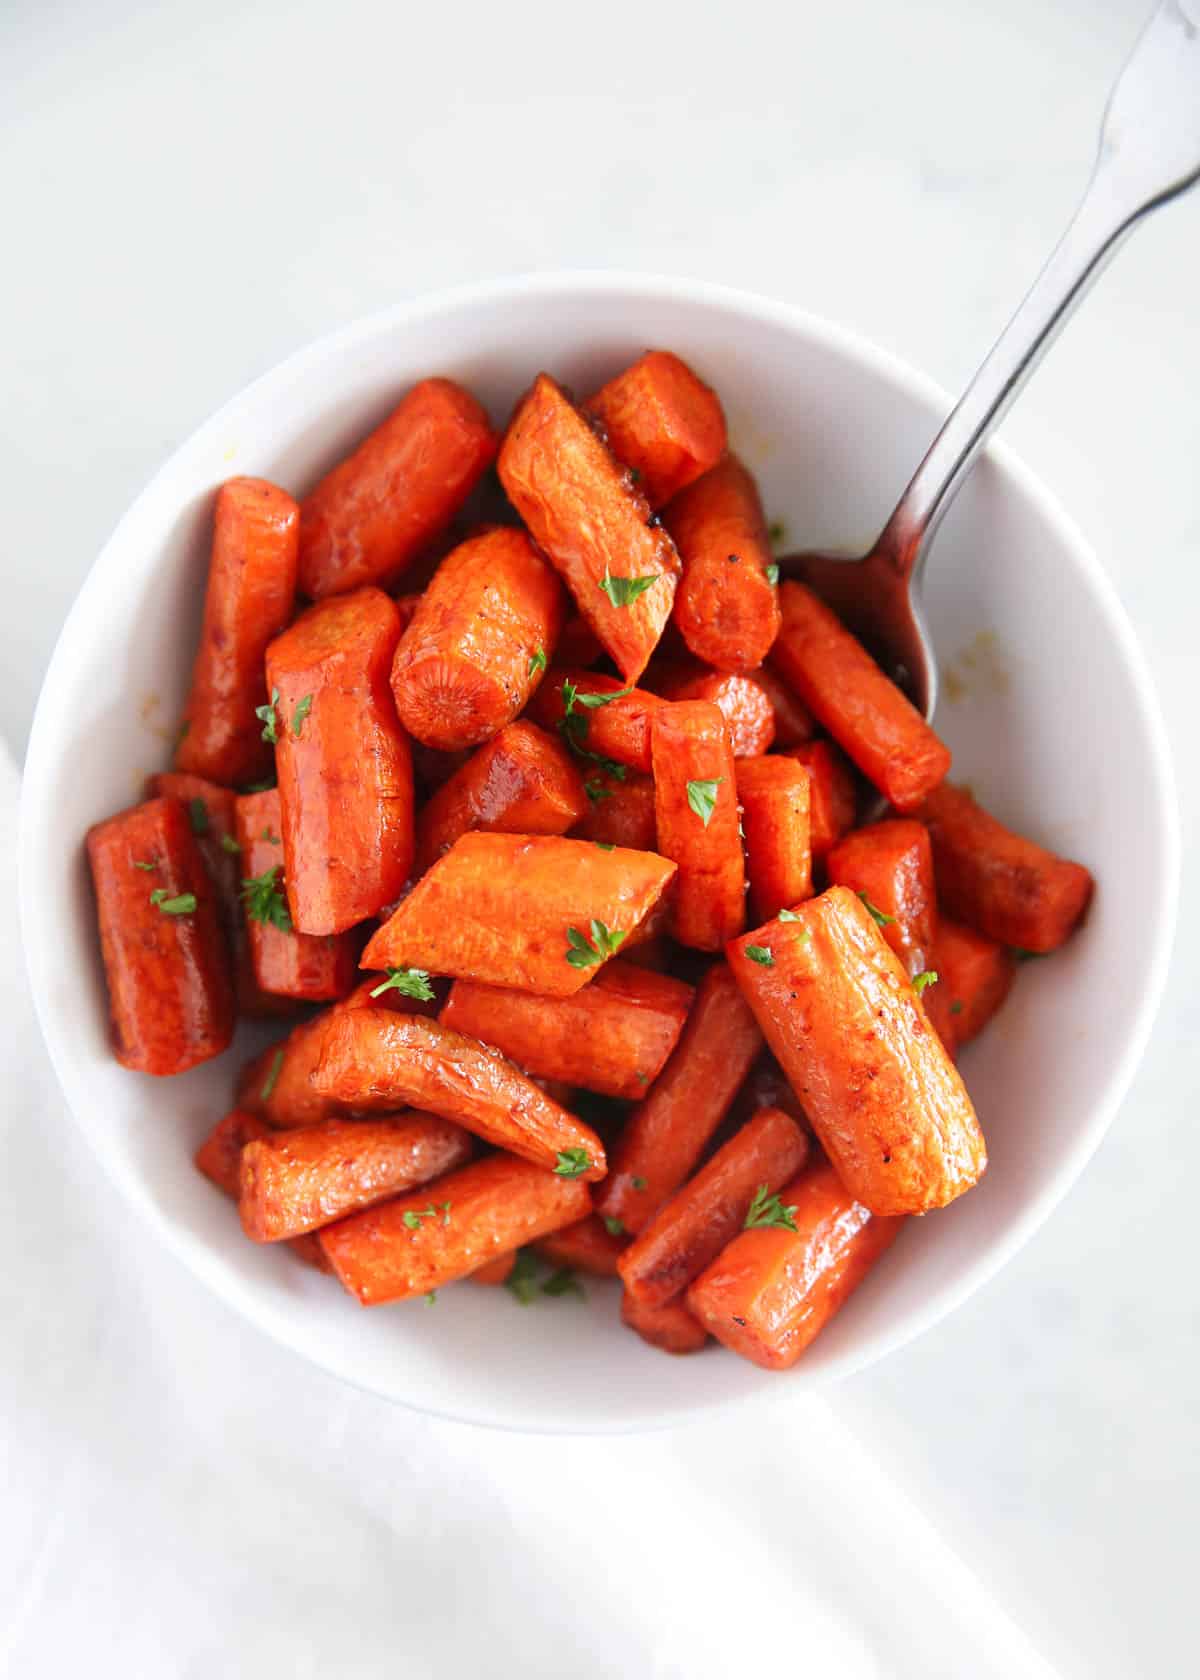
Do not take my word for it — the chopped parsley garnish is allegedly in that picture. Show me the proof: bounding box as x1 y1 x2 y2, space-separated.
528 646 547 677
602 1216 625 1237
912 970 939 995
242 777 276 794
598 568 658 609
950 1000 965 1016
631 1176 648 1191
260 827 281 845
368 966 435 1002
542 1268 585 1299
290 694 313 738
132 859 158 872
149 888 196 916
584 777 613 805
765 563 780 586
219 834 242 855
553 1147 592 1178
505 1250 541 1305
255 687 280 744
425 1292 437 1305
188 797 209 835
594 841 615 852
240 865 291 931
767 519 787 547
744 945 774 966
565 920 626 969
260 1048 285 1101
557 680 632 779
777 908 800 921
858 892 896 928
686 777 724 828
401 1202 450 1231
744 1184 799 1231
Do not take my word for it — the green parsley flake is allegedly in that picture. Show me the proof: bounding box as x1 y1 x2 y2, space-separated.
425 1292 438 1305
858 892 896 928
290 694 313 738
401 1204 441 1231
553 1148 592 1179
255 688 280 744
594 841 615 852
598 569 658 609
631 1176 648 1191
132 859 158 873
149 888 197 916
219 834 242 855
542 1268 585 1299
912 970 939 995
765 563 780 586
505 1250 541 1305
584 777 613 805
686 777 724 828
950 1000 965 1016
188 797 209 836
744 1184 799 1232
744 945 774 966
565 920 626 969
767 519 788 548
260 1047 285 1102
240 866 291 931
777 908 801 921
528 647 547 678
242 777 276 794
260 827 281 845
557 680 632 779
602 1216 625 1237
368 966 435 1002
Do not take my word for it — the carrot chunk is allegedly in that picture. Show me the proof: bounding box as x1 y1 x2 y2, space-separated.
924 919 1017 1056
585 351 726 509
735 756 812 922
298 377 497 599
619 1106 809 1308
391 526 566 750
777 740 857 864
195 1109 332 1271
827 818 938 978
362 833 676 997
753 664 816 747
650 701 745 951
318 1154 592 1305
664 457 781 672
535 1214 628 1276
86 796 234 1075
311 1007 607 1179
468 1252 516 1285
654 664 776 758
621 1290 709 1354
267 587 413 934
771 581 950 811
686 1160 903 1369
497 374 680 683
571 770 658 850
526 667 666 774
727 886 986 1215
175 478 299 787
596 963 763 1233
440 960 693 1100
919 783 1094 952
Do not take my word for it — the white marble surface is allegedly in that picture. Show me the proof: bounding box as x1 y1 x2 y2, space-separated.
2 0 1197 1674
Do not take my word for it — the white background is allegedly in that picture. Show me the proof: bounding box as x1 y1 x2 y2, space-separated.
2 1 1198 1675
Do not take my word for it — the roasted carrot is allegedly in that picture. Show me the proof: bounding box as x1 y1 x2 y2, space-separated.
571 770 658 850
394 593 422 634
362 833 676 998
619 1106 809 1308
527 667 665 774
267 586 413 934
777 740 857 864
771 581 950 811
686 1161 903 1370
535 1214 628 1276
650 701 745 951
596 963 763 1233
318 1153 593 1305
468 1252 516 1285
919 782 1094 952
621 1290 709 1354
753 663 816 747
298 377 497 599
391 526 566 750
924 919 1017 1056
235 789 360 1000
654 664 776 758
664 456 781 672
194 1109 331 1272
86 796 234 1075
175 478 300 787
312 1007 608 1179
440 961 694 1099
728 1053 808 1129
238 1113 474 1242
827 818 938 978
727 887 986 1215
497 374 681 683
415 720 586 873
735 756 812 921
585 350 727 509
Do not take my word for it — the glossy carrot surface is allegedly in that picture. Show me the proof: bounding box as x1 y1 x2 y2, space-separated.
570 770 658 850
621 1290 709 1354
655 664 776 758
665 456 780 672
585 350 726 509
777 740 857 864
924 919 1017 1056
735 755 812 922
195 1108 273 1199
753 664 815 747
827 818 938 978
527 667 665 774
415 720 586 872
535 1214 628 1276
650 701 745 951
467 1252 516 1286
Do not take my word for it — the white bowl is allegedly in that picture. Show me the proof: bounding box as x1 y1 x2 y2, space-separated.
19 273 1179 1433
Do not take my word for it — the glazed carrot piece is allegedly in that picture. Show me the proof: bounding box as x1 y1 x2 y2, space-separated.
686 1161 903 1370
440 961 694 1099
571 770 658 850
86 796 234 1075
527 668 665 774
727 887 986 1215
318 1154 593 1305
175 478 300 788
771 581 951 811
238 1112 474 1241
298 377 497 599
585 350 727 509
735 756 812 921
391 527 566 750
919 782 1094 953
362 833 676 998
650 701 745 951
924 919 1017 1056
619 1106 809 1308
194 1109 331 1271
777 740 857 864
235 789 360 1001
664 456 781 672
827 818 938 979
535 1214 628 1276
415 720 586 873
267 587 413 934
497 374 681 683
555 613 604 667
468 1252 516 1285
654 664 776 758
312 1008 608 1179
394 593 421 634
753 663 816 747
596 963 763 1233
621 1290 709 1354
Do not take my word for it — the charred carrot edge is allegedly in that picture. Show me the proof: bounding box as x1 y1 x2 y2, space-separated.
534 1214 628 1276
771 581 950 811
686 1161 903 1370
298 377 497 599
664 456 781 672
735 756 812 922
826 818 938 979
654 664 776 759
391 526 566 751
361 832 676 998
776 740 857 864
526 667 665 774
596 962 763 1234
497 374 681 684
918 783 1094 952
570 770 658 850
267 586 414 935
194 1110 332 1272
727 886 986 1216
318 1154 592 1305
753 663 816 747
467 1252 517 1286
619 1105 810 1309
924 919 1017 1056
650 701 745 952
621 1290 709 1355
585 350 727 509
175 478 300 787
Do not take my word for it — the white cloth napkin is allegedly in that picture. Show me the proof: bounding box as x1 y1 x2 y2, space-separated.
1 741 1062 1680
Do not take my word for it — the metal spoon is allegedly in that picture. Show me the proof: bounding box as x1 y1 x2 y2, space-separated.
785 0 1200 718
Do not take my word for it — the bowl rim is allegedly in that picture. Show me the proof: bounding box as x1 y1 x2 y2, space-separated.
18 269 1181 1433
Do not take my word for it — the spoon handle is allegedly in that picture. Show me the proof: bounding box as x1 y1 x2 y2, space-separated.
881 0 1200 575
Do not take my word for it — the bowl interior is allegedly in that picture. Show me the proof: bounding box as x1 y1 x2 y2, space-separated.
19 275 1177 1432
